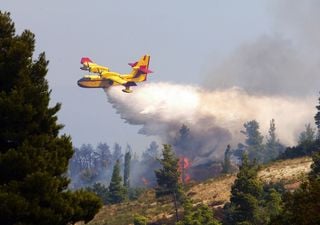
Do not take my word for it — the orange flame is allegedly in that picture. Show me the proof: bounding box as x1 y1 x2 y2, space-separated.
182 157 190 169
179 156 191 184
141 177 149 186
184 174 191 183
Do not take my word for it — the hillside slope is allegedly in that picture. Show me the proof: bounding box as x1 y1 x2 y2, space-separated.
84 157 312 225
189 157 312 208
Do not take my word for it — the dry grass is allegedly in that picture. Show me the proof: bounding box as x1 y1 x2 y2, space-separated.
86 190 176 225
188 156 312 208
188 174 236 208
258 157 312 183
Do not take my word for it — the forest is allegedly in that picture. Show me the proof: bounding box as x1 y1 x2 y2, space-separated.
1 10 320 225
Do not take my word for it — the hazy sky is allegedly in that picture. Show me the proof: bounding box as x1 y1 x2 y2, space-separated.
2 1 308 153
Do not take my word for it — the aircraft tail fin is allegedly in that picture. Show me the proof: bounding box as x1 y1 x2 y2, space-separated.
128 55 152 82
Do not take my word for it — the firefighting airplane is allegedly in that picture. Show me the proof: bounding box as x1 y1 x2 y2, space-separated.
77 55 152 93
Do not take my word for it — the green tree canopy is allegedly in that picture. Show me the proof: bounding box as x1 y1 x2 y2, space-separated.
309 151 320 180
86 183 110 205
108 160 126 204
296 124 317 157
155 144 184 222
133 214 148 225
275 152 320 225
298 124 316 145
142 141 159 162
224 154 263 225
155 144 181 198
0 11 101 224
222 144 232 173
176 199 221 225
124 146 132 189
241 120 264 163
175 124 191 151
264 119 285 162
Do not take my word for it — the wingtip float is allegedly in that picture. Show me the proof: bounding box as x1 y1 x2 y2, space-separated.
77 55 153 93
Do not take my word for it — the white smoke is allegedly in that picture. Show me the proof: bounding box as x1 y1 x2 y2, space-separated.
104 1 320 163
105 83 315 160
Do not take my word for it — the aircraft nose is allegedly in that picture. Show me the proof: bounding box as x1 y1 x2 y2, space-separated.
77 78 84 87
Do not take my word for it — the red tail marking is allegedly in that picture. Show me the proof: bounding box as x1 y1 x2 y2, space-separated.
139 65 153 74
81 57 92 64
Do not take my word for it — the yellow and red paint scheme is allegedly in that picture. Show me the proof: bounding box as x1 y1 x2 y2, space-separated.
77 55 152 93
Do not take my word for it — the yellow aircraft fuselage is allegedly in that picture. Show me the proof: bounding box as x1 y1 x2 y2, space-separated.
77 55 152 93
77 73 136 88
77 75 114 88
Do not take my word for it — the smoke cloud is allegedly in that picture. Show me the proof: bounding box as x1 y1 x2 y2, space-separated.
105 84 315 162
204 35 319 97
105 1 320 164
273 0 320 54
205 1 320 97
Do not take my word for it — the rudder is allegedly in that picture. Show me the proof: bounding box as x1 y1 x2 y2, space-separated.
128 55 152 82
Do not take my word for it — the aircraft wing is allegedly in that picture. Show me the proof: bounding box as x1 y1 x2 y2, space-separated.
80 57 109 73
107 76 128 85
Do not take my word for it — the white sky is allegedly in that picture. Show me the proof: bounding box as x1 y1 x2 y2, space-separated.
2 0 276 152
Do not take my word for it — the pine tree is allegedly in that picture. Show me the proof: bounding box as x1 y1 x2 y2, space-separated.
177 124 190 146
155 144 181 197
142 141 159 161
0 11 101 224
176 199 221 225
86 183 110 205
275 152 320 225
224 153 263 225
281 124 318 159
174 124 191 156
222 145 232 173
298 124 315 145
298 124 316 156
265 119 285 162
97 142 112 169
264 188 283 223
241 120 264 163
124 146 132 189
108 160 126 204
112 143 123 164
155 144 184 221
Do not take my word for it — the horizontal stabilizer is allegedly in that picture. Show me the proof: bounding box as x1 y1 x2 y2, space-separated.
128 62 138 67
139 65 153 74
